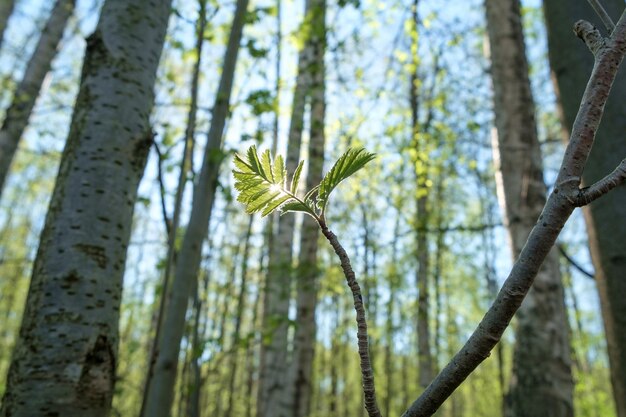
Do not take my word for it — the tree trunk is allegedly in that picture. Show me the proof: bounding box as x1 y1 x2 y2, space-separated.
329 296 340 417
432 176 445 378
253 0 281 402
384 212 401 416
0 185 26 364
0 0 16 51
176 334 192 417
187 264 212 417
0 0 171 414
256 1 315 415
0 0 74 199
185 299 202 417
288 2 325 414
404 13 626 415
142 1 249 415
484 0 574 416
444 268 463 417
214 245 242 417
474 167 506 408
140 3 206 413
224 216 254 417
543 2 626 415
409 0 434 390
245 242 265 417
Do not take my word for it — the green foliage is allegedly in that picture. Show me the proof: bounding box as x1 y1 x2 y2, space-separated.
245 6 275 25
316 147 376 213
232 145 375 220
245 39 269 59
233 146 293 217
245 89 274 115
338 0 360 8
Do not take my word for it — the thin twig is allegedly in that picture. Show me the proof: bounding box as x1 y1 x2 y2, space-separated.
587 0 616 33
153 141 171 237
575 158 626 206
319 220 382 417
557 243 595 279
396 222 501 238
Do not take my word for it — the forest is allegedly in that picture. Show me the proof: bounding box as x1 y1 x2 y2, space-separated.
0 0 625 416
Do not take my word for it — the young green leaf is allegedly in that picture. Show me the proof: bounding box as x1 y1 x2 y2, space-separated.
280 200 312 215
262 194 292 216
233 145 315 217
274 153 286 187
233 146 375 219
260 149 274 182
247 146 264 178
291 160 304 194
316 148 376 212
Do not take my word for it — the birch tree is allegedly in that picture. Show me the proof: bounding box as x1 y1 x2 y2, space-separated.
142 0 249 415
0 0 172 415
223 217 254 417
408 0 434 389
484 0 574 415
139 2 207 414
543 1 626 415
0 0 16 51
288 1 326 415
256 1 315 415
403 8 626 416
0 0 74 199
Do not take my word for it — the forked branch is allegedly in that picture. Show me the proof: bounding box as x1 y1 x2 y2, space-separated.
402 9 626 417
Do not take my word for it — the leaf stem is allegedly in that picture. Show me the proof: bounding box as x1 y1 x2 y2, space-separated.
282 188 321 221
318 220 382 417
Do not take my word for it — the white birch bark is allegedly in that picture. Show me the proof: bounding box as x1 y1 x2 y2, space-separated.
408 0 434 389
0 0 16 51
485 1 574 415
404 14 626 414
0 0 74 199
0 0 171 415
142 0 249 415
138 2 207 414
289 1 326 414
224 216 254 417
543 1 626 414
256 1 314 415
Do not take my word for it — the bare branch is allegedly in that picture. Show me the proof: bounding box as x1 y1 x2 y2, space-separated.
153 141 172 237
562 15 626 187
319 221 382 417
587 0 616 32
574 20 606 55
401 9 626 417
557 243 595 279
575 158 626 206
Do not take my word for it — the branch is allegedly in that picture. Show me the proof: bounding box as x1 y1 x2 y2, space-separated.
416 222 501 234
575 20 606 55
153 141 171 237
319 221 382 417
402 10 626 417
587 0 616 33
557 243 595 279
574 158 626 206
